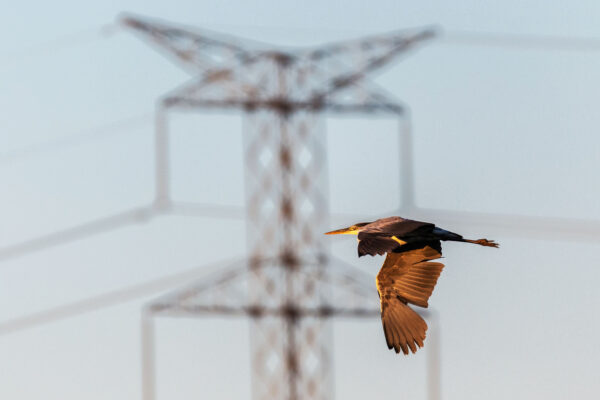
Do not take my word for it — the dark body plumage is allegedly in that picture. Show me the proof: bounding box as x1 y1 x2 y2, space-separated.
355 216 496 257
325 216 498 355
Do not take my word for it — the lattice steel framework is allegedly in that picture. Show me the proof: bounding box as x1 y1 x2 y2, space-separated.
123 15 437 400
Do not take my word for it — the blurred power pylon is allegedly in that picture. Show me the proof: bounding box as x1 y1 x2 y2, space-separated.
123 15 437 400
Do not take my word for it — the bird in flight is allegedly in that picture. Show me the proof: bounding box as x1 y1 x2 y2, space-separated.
325 216 498 355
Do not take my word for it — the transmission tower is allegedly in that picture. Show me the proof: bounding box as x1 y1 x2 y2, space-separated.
122 15 436 400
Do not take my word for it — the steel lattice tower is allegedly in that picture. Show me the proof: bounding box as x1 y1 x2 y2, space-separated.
123 15 436 400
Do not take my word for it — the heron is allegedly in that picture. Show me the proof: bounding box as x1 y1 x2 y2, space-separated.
325 216 498 355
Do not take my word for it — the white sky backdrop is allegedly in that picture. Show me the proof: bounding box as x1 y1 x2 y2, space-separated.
1 1 600 399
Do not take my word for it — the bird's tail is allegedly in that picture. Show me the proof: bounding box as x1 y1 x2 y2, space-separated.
432 227 499 248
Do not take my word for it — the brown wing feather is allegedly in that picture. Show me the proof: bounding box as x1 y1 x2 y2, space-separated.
376 245 444 354
377 245 444 308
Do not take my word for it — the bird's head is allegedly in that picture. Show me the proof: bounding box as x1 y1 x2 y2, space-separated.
325 222 370 235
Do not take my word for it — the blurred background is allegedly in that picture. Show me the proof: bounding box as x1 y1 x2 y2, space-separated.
1 1 600 399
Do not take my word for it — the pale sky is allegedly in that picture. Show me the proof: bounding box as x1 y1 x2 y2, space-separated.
1 1 600 399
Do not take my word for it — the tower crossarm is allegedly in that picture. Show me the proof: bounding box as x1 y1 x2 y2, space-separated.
121 14 252 74
299 27 437 101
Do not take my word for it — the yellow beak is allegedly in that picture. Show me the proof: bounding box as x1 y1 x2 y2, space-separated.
324 227 357 235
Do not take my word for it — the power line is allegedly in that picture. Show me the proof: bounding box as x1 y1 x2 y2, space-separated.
0 257 244 335
0 205 157 262
0 202 246 263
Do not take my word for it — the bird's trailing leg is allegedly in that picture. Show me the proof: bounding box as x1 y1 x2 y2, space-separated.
463 238 499 248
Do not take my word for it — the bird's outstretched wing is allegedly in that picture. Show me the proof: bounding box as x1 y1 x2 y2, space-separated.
376 244 444 354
